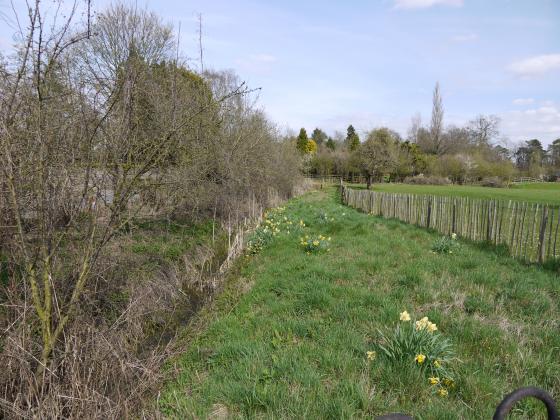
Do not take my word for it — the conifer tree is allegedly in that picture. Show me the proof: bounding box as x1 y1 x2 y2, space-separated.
296 128 309 153
346 124 360 151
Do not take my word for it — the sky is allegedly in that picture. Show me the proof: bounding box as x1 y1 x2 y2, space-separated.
1 0 559 146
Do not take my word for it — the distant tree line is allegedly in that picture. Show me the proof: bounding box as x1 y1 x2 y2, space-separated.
294 83 560 187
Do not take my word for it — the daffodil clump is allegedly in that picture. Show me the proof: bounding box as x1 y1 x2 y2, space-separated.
246 227 275 255
431 233 459 254
300 234 331 254
263 208 305 235
373 310 457 397
246 207 302 255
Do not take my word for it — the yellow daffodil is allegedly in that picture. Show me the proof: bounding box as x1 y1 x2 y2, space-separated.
429 377 440 385
399 311 411 322
427 322 438 333
313 240 319 246
434 360 441 368
415 317 429 331
414 354 426 364
438 388 448 397
451 233 457 240
366 351 377 361
443 378 454 388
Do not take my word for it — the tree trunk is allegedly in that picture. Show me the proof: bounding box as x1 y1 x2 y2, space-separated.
367 175 372 190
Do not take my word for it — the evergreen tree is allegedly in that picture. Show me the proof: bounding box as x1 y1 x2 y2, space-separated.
346 124 360 151
527 139 545 165
548 139 560 168
296 128 309 153
311 128 328 145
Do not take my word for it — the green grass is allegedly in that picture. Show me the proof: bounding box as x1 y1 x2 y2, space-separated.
158 187 560 419
352 182 560 206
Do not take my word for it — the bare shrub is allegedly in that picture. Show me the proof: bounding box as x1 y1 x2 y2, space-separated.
404 175 452 185
479 177 505 188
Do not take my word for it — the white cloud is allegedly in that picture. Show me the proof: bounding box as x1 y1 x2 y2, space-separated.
501 105 560 145
512 98 535 106
393 0 463 10
451 33 478 42
508 54 560 78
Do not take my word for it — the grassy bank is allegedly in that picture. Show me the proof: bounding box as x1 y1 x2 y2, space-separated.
352 182 560 206
158 187 559 419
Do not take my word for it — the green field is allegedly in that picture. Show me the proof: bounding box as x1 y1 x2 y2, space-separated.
352 182 560 206
158 188 559 419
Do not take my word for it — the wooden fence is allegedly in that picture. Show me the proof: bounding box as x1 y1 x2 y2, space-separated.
306 175 367 185
511 177 544 183
305 175 342 185
342 186 560 264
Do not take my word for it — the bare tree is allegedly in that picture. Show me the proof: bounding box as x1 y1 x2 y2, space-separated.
442 125 471 154
468 114 500 147
407 112 422 143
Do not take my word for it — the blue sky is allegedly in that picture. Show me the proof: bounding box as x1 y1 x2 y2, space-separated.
1 0 559 145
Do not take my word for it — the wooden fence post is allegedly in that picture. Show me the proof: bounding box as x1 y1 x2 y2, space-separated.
426 197 432 229
538 206 548 264
452 199 456 234
486 201 492 241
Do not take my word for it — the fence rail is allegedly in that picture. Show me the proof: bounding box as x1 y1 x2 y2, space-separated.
306 175 366 184
511 177 545 183
342 186 560 264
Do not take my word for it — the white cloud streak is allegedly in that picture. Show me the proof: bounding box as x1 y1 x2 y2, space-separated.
393 0 464 10
501 104 560 145
512 98 535 106
508 54 560 78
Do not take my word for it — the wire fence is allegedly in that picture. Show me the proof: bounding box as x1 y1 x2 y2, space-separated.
342 186 560 264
